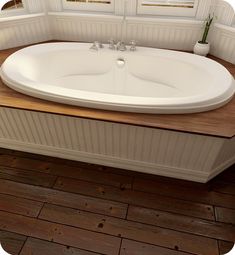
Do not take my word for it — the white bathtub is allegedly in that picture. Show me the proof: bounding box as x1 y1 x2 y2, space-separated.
1 42 235 114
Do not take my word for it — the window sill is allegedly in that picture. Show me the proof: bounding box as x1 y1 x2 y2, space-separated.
48 11 203 25
0 13 45 23
48 11 121 20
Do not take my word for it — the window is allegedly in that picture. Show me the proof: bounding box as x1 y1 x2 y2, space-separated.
137 0 199 17
1 0 23 10
62 0 114 12
0 0 26 16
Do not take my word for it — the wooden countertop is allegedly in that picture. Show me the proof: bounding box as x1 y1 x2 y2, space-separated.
0 43 235 138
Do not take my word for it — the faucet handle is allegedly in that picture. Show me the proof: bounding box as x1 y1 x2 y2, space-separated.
108 39 116 50
117 41 127 51
129 40 137 51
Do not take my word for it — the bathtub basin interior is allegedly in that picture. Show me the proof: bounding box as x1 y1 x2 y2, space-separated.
1 42 235 114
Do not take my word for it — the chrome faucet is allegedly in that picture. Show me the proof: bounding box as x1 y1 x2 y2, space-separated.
116 41 127 51
108 39 116 50
91 0 137 53
129 40 137 51
116 0 128 51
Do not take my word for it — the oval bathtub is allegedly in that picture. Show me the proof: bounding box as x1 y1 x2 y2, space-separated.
1 42 235 114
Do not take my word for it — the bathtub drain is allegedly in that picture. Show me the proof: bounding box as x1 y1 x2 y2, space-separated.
116 58 125 68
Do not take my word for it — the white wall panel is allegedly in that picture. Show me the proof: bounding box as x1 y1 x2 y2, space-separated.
0 0 234 63
48 0 63 12
215 0 235 26
49 13 203 51
196 0 214 20
27 0 43 13
210 23 235 64
0 14 52 50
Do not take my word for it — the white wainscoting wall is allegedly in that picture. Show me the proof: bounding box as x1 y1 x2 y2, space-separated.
215 0 235 25
0 14 52 50
210 24 235 63
49 12 203 51
0 0 234 63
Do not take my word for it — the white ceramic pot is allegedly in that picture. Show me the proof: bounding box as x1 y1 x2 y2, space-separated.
193 41 210 56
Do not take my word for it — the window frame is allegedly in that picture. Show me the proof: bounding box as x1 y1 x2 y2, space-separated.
62 0 115 13
59 0 209 19
136 0 199 17
0 0 27 17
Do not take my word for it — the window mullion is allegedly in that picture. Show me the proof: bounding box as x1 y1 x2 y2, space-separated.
114 0 137 15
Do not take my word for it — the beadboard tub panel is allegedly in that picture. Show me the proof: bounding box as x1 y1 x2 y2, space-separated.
0 107 233 183
210 136 235 179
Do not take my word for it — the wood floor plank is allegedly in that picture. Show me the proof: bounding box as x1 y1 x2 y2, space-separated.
0 166 57 187
0 155 51 173
215 207 235 225
0 211 121 255
0 149 234 255
0 179 128 218
20 237 101 255
48 163 132 189
0 230 26 255
127 205 235 241
219 166 235 184
120 239 192 255
212 181 235 196
53 177 215 220
39 203 219 255
0 193 43 218
218 241 234 255
0 154 133 188
132 178 235 209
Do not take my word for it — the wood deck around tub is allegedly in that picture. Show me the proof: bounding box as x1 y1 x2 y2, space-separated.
0 148 234 255
0 42 235 138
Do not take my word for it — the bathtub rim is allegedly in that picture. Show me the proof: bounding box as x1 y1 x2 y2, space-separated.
1 42 235 115
0 42 235 138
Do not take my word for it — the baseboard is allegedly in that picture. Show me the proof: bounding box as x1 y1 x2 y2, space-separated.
0 138 209 183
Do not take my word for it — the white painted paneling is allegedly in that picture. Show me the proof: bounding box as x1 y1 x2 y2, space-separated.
48 0 63 12
49 12 203 50
0 1 234 66
215 0 235 26
213 136 235 168
196 0 214 20
0 14 52 50
0 107 232 183
210 23 235 64
114 0 137 15
27 0 43 13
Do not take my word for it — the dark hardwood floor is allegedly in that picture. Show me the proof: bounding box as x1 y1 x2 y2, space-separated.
0 148 234 255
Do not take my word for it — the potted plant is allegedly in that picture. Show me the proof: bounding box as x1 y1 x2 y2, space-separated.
194 14 214 56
